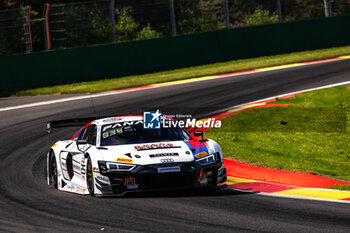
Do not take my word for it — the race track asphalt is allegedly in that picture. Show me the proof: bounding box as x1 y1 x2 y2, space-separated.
0 59 349 233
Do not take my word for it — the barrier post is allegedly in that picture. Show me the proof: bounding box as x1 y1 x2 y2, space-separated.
23 6 33 53
276 0 282 23
109 0 116 42
323 0 332 17
43 3 51 50
224 0 230 28
169 0 176 35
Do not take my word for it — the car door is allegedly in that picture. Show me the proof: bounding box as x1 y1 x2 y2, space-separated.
60 124 97 184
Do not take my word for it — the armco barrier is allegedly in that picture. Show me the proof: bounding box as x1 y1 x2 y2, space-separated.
1 14 350 92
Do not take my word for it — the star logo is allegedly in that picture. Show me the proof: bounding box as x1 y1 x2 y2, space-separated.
150 109 162 122
143 110 162 129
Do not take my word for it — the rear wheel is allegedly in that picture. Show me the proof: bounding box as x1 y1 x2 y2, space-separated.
49 153 58 189
86 156 94 196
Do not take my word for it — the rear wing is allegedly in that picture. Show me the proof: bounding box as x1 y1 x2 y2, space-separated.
46 116 109 133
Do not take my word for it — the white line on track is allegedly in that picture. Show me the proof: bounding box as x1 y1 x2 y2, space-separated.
0 56 349 112
0 87 157 112
215 80 350 114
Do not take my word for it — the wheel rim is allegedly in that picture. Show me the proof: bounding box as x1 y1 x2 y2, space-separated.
87 158 94 195
50 155 58 188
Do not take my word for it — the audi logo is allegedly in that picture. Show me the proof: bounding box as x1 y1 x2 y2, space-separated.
161 158 174 163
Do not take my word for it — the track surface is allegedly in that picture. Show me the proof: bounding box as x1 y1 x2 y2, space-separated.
0 59 350 232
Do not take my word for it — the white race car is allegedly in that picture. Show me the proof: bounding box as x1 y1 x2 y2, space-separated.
47 115 227 196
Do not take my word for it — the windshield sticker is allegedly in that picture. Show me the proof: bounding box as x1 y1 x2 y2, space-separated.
103 132 109 139
103 125 112 131
100 121 191 147
111 120 143 129
102 121 143 132
116 128 123 134
109 129 116 136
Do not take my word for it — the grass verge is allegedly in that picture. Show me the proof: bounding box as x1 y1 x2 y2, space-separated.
327 185 350 191
15 45 350 96
205 85 350 183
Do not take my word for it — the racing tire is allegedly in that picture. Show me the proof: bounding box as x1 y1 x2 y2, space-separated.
86 156 95 196
49 152 58 189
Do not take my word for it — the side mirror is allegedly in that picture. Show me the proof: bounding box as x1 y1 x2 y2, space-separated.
194 130 207 142
76 140 87 145
76 140 87 154
193 130 203 137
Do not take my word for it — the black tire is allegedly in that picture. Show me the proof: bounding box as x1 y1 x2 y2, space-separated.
49 152 58 189
86 156 94 196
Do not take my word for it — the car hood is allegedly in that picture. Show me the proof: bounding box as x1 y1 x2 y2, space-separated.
98 140 211 165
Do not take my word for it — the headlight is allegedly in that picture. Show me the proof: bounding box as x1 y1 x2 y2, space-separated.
98 161 136 172
195 154 216 166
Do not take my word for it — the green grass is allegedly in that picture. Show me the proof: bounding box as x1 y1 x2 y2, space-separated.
206 85 350 183
327 185 350 191
15 45 350 96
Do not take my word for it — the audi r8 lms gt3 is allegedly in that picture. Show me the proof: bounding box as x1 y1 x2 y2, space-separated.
47 115 227 196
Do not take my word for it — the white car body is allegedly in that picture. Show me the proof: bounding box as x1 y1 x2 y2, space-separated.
47 115 227 196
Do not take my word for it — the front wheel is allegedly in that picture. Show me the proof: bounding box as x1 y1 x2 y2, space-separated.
49 153 58 189
86 156 94 196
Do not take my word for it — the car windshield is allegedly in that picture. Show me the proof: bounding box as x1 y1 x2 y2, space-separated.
100 121 191 146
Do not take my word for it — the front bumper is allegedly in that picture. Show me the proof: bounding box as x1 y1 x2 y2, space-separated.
94 162 227 196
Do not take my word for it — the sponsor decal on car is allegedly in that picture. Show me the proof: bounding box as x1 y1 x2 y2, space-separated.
73 163 80 171
134 143 179 151
194 151 208 158
124 177 138 189
116 158 134 163
149 152 179 158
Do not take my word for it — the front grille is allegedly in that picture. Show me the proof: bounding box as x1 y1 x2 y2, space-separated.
107 162 221 194
139 172 196 190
